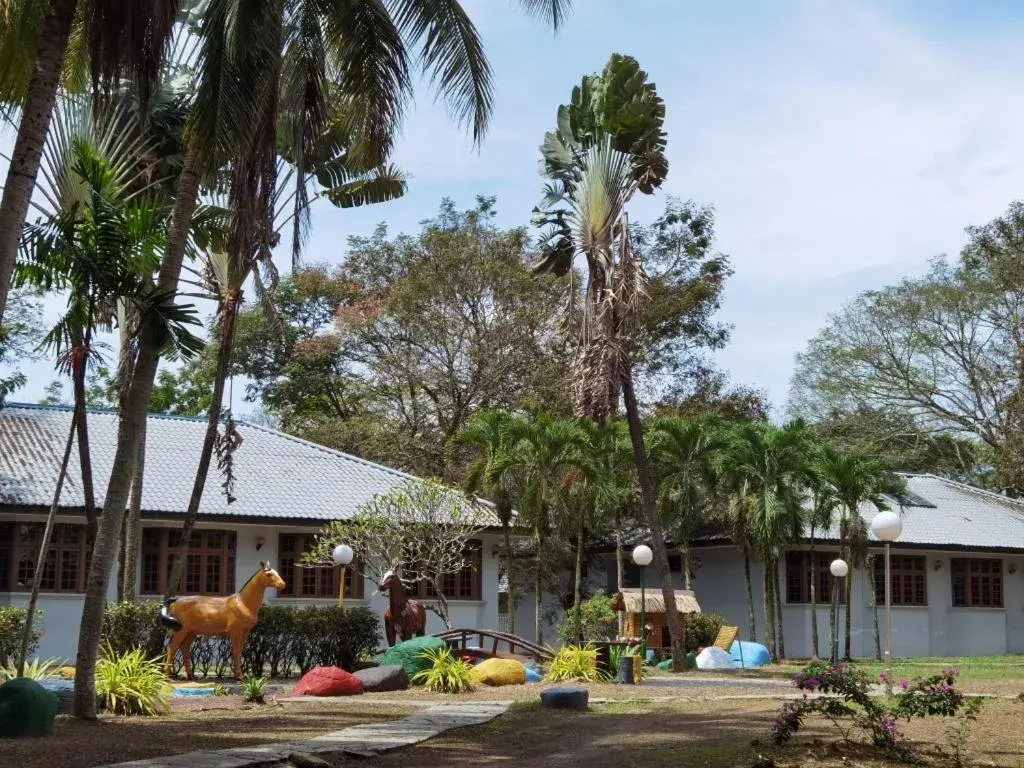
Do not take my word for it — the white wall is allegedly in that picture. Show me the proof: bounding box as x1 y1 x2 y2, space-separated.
1 518 504 661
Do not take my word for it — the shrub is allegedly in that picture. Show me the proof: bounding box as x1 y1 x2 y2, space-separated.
545 643 604 682
0 656 62 680
242 675 267 704
684 613 725 654
771 661 982 762
102 601 165 660
0 606 42 664
96 644 170 716
558 591 618 644
411 647 475 694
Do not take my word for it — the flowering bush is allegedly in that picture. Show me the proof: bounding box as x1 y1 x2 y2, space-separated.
771 661 981 762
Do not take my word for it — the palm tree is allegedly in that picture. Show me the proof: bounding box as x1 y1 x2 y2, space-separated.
73 0 572 719
495 412 586 644
533 53 687 669
805 470 840 659
0 0 179 324
452 409 519 635
648 414 726 589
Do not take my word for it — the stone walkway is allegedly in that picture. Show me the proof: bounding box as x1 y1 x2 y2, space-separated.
104 701 511 768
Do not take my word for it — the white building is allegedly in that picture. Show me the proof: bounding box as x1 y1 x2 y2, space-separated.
0 404 505 661
515 473 1024 658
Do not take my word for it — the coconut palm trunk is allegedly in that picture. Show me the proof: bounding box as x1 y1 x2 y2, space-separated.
572 503 585 642
622 370 686 670
869 552 881 660
774 555 785 660
809 531 819 658
73 153 203 719
16 413 77 675
843 565 853 660
501 506 515 636
762 563 776 658
615 527 625 635
743 551 756 642
0 0 78 323
534 526 544 644
71 340 97 544
121 426 146 601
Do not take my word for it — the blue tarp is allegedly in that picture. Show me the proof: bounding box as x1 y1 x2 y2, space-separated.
729 640 771 668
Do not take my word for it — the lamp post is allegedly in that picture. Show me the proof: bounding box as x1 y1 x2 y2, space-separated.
829 558 848 667
871 510 903 694
333 544 354 610
632 544 654 661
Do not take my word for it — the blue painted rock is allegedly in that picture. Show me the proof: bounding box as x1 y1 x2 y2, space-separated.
354 664 410 693
540 686 589 710
730 640 772 668
524 664 543 683
381 636 446 680
0 678 59 737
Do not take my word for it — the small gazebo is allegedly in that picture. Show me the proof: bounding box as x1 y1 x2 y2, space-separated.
612 588 702 650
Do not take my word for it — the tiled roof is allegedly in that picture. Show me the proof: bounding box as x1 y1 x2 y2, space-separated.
0 404 494 523
814 473 1024 551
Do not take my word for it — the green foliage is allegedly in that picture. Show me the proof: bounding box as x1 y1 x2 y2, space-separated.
684 613 726 654
102 601 166 660
558 591 618 644
545 644 604 683
0 606 42 664
0 288 43 404
0 657 62 681
242 675 267 704
96 645 170 716
410 647 475 694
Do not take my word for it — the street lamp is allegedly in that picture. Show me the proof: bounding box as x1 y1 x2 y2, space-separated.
333 544 354 610
871 510 903 694
632 544 654 662
829 558 848 666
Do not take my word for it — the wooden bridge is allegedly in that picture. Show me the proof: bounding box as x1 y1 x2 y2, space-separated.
433 628 551 662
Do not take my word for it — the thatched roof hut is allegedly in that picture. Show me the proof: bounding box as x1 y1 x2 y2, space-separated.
612 589 701 650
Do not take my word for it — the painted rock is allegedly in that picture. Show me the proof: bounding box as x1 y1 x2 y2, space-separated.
0 678 59 737
292 666 364 697
470 658 526 687
354 664 410 693
540 686 588 710
381 636 446 679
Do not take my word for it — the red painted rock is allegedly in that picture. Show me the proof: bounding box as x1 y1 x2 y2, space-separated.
292 666 364 697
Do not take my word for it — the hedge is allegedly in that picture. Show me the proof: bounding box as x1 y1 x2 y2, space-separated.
685 612 726 654
101 601 381 677
0 606 42 663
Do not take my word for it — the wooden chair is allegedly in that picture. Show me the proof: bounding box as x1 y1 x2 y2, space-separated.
712 625 746 668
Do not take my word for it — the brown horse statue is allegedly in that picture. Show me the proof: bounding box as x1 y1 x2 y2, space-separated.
160 561 285 679
379 568 426 646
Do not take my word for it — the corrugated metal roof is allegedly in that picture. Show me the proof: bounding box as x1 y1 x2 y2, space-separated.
0 404 494 523
814 472 1024 550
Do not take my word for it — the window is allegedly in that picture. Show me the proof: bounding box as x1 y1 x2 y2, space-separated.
140 529 236 596
951 558 1003 607
0 522 93 593
413 540 483 601
277 534 364 599
785 552 845 604
873 555 927 606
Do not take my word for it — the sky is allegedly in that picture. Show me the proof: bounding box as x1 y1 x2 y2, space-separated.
7 0 1024 417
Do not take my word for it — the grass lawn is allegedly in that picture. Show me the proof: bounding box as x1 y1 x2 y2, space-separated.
5 698 413 768
324 697 1024 768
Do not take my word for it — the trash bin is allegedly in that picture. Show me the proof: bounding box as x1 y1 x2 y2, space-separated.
615 656 635 685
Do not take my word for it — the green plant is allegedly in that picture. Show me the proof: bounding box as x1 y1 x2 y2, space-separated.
213 682 230 696
0 606 41 663
558 591 618 644
0 656 62 680
945 695 984 768
607 643 644 681
96 644 170 716
684 612 726 654
101 601 166 660
410 647 475 694
242 675 267 704
545 644 604 682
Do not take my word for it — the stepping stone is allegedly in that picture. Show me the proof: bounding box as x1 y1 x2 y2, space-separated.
540 686 589 710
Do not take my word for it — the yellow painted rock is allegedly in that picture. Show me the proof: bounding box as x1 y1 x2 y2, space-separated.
58 666 75 679
470 658 526 687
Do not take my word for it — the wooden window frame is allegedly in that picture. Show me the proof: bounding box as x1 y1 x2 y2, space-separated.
785 551 845 605
873 554 927 606
413 540 483 601
140 529 237 597
0 522 93 594
951 557 1003 608
277 533 364 599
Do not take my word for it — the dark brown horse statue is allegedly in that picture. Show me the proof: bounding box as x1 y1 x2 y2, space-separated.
379 568 426 646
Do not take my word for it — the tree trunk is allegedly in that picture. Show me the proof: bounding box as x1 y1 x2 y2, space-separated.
165 297 239 598
868 552 881 660
0 0 77 324
743 551 756 642
71 344 97 544
73 150 203 720
762 562 776 658
502 516 515 635
621 370 685 671
121 425 146 602
572 505 585 643
615 527 625 636
774 555 785 660
682 543 692 590
534 527 543 645
809 536 819 660
17 415 77 675
843 565 853 660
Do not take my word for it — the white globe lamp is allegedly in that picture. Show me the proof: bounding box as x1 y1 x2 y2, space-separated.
632 545 653 566
871 510 903 542
830 558 848 578
332 543 354 566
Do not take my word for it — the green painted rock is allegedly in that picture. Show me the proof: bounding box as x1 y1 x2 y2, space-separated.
381 636 446 680
0 678 60 738
656 658 673 671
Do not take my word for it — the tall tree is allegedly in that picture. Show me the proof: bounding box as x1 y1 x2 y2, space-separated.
0 286 43 402
804 465 840 660
73 0 573 719
533 53 688 669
